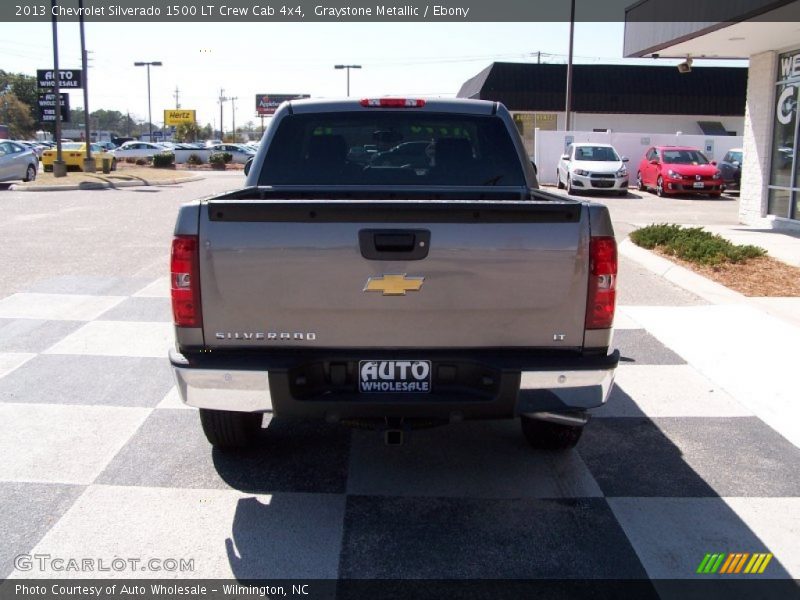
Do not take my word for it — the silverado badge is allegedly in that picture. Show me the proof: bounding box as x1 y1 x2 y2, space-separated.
363 274 425 296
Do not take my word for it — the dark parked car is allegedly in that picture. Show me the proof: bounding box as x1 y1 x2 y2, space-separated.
718 148 742 193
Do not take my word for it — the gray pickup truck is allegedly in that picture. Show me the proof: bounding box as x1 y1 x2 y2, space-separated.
169 98 619 451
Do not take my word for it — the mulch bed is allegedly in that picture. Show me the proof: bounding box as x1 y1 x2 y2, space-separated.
654 249 800 297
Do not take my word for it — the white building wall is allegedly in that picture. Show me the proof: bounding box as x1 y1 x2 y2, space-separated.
534 130 743 186
739 51 778 225
567 113 744 136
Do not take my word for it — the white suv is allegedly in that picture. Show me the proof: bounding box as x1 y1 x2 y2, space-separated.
557 143 629 196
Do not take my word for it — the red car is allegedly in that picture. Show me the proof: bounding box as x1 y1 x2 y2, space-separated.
636 146 724 198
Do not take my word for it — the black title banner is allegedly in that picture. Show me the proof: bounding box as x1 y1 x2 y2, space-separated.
3 0 800 22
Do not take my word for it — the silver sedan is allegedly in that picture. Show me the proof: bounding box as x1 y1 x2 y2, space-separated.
0 141 38 183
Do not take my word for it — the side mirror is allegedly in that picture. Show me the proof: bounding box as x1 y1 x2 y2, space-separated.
732 161 740 168
621 157 629 162
530 160 538 176
560 154 570 161
244 157 253 176
711 160 717 166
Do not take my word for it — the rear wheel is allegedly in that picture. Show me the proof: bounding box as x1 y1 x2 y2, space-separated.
110 158 117 171
23 164 37 182
521 416 584 450
556 170 565 189
655 176 666 197
199 408 262 451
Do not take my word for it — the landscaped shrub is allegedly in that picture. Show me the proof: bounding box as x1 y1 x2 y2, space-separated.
630 224 766 266
208 152 232 169
152 152 175 168
186 153 204 166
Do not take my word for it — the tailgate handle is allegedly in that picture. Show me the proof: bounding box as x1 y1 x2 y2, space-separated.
375 233 415 252
359 229 430 260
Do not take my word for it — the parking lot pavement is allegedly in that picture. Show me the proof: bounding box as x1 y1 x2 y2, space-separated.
0 274 798 585
1 183 798 592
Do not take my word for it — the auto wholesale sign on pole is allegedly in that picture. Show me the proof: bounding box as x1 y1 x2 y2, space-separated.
37 93 70 122
37 69 83 89
255 94 310 116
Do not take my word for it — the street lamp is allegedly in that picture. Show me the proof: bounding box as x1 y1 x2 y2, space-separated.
334 64 361 97
134 61 162 142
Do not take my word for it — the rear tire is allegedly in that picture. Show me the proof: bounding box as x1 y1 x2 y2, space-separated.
199 408 262 450
23 164 37 182
520 416 584 450
556 171 565 189
110 158 117 171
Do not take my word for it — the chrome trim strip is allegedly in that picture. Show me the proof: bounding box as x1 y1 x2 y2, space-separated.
524 411 590 426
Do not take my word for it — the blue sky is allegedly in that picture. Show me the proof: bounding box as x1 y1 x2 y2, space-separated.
0 21 744 130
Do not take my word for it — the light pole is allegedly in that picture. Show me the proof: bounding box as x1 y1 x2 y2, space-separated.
230 96 238 142
133 60 162 142
334 64 361 97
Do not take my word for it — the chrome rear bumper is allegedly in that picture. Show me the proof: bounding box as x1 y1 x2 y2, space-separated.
171 349 616 418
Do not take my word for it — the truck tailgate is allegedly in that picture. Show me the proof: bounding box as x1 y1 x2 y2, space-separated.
199 200 589 349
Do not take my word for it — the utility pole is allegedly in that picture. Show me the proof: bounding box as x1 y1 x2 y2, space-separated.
51 0 66 177
565 0 576 132
78 0 93 171
230 96 238 142
218 88 228 140
173 86 180 109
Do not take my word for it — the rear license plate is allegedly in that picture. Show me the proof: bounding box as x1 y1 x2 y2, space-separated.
359 360 431 393
693 182 704 188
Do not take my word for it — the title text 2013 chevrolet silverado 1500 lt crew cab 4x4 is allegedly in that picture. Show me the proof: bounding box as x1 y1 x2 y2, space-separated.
169 98 619 451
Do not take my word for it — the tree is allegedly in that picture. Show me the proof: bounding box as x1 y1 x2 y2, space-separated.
0 71 37 124
200 123 213 140
175 121 200 142
1 90 36 138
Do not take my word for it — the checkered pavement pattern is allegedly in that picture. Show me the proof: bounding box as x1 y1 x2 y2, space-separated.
0 274 799 587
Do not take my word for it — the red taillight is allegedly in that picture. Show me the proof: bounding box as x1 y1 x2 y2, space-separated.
360 98 426 108
585 236 617 330
170 235 202 328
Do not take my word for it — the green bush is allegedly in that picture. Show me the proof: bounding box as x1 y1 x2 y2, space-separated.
186 153 204 166
152 152 175 168
209 151 232 165
630 224 766 266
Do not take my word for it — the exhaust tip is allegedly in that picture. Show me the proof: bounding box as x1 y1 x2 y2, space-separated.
384 429 404 446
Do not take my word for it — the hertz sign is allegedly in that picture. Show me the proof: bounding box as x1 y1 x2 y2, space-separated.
164 110 196 126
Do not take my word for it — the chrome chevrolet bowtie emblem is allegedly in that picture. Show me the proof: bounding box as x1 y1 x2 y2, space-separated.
696 175 701 180
363 274 425 296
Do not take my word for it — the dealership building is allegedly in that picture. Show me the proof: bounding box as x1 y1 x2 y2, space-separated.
457 62 747 154
624 0 800 228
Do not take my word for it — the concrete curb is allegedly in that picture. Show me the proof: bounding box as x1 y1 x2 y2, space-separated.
10 174 204 192
618 238 746 305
